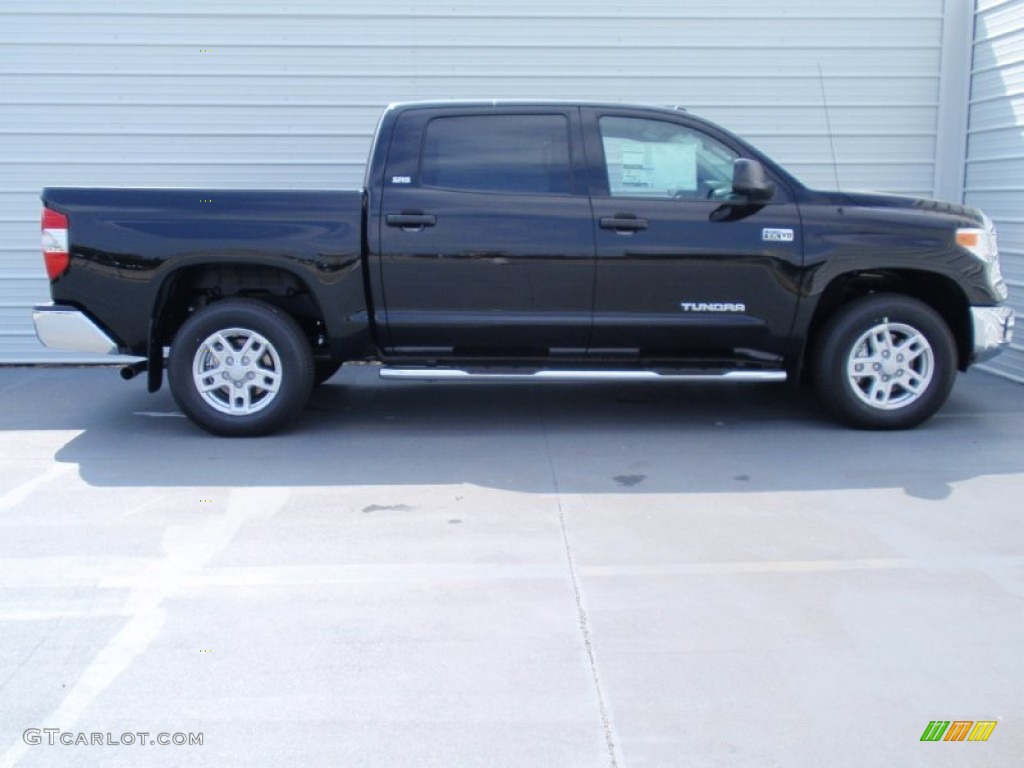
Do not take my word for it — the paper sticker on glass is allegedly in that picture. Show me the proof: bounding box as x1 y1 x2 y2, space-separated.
600 116 737 200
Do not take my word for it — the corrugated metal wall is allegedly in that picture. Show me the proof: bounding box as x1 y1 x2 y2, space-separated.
966 0 1024 382
1 0 950 361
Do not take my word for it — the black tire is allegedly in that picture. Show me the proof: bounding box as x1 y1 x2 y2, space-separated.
812 293 957 430
168 299 314 436
313 360 343 387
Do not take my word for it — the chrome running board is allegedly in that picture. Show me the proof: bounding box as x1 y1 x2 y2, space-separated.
379 368 787 383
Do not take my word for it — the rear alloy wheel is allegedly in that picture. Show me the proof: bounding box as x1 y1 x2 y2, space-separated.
169 299 314 436
813 294 957 429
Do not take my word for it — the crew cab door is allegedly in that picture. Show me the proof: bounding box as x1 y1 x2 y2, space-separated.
375 107 593 356
583 109 802 363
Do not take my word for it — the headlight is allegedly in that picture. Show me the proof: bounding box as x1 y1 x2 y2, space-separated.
957 214 1008 300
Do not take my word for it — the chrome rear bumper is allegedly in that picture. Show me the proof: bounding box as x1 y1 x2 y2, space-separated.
32 304 120 355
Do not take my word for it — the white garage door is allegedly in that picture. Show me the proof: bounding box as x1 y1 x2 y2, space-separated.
965 0 1024 382
0 0 952 361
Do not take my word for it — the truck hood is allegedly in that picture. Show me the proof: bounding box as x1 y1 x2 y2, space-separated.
816 189 986 226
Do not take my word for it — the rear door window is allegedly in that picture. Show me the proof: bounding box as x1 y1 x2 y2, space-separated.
420 114 572 195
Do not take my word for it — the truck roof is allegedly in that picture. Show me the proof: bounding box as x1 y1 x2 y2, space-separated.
385 100 690 116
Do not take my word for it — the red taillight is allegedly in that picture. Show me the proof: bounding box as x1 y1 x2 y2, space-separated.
41 207 69 280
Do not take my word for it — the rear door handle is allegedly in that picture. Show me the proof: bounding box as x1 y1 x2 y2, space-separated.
600 215 648 233
386 213 437 231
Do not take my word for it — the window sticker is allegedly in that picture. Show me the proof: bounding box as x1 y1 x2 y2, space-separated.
604 137 697 197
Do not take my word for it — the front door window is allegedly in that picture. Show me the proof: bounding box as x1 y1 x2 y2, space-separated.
599 116 738 201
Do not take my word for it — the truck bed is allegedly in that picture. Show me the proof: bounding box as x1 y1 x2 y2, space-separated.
42 187 365 357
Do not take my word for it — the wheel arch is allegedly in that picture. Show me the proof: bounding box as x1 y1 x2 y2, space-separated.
148 261 330 390
803 269 971 380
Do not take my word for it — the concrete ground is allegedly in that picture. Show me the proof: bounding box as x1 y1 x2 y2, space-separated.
0 365 1020 767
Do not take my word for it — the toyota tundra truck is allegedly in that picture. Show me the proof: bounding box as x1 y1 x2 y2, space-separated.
33 101 1015 435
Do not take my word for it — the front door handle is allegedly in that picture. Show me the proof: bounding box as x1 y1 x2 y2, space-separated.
386 213 437 231
600 215 649 233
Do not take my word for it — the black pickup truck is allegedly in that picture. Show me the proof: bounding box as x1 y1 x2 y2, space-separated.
34 101 1014 435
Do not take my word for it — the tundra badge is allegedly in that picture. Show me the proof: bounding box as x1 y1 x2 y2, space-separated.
680 302 746 313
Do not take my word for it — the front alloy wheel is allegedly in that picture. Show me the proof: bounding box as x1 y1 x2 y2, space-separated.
813 294 956 429
845 321 934 410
